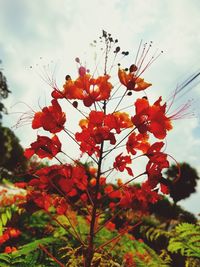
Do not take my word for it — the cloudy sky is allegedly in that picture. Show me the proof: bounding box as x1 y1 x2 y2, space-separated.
0 0 200 214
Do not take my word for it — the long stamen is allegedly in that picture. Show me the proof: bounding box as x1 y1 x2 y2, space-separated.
168 100 195 120
136 42 152 77
135 39 143 66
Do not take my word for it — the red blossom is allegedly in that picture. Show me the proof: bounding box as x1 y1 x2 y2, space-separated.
24 135 61 159
28 164 88 202
105 221 116 231
118 68 152 91
113 153 133 176
126 132 150 155
160 183 169 194
119 183 160 211
32 99 66 133
4 246 17 254
145 142 169 189
104 185 121 199
123 252 136 267
53 197 68 215
33 192 52 211
104 112 133 134
132 97 172 139
52 72 113 107
0 228 21 246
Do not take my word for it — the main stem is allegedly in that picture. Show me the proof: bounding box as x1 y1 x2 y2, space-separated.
85 40 108 266
84 142 104 267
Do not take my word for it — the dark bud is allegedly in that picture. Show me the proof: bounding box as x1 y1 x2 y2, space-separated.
117 63 121 66
142 96 148 100
115 46 120 53
115 39 118 43
122 51 125 55
125 68 128 71
75 57 80 63
102 30 107 38
129 64 138 72
125 51 129 56
127 91 132 96
72 101 78 108
65 75 71 81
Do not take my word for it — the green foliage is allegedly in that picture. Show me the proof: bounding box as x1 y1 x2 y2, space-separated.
168 223 200 258
0 205 21 235
185 257 200 267
94 225 170 266
123 237 171 267
141 225 171 242
59 246 121 267
141 221 200 266
0 237 63 267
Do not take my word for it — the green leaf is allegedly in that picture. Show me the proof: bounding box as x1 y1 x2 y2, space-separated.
0 220 3 235
1 213 7 226
6 208 12 220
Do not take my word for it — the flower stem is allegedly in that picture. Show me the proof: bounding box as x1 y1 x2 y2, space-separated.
84 141 104 267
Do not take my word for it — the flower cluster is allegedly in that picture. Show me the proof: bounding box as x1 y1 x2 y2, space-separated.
76 111 132 156
0 228 21 246
23 31 179 266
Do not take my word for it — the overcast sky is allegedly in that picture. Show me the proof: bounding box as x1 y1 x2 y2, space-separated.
0 0 200 214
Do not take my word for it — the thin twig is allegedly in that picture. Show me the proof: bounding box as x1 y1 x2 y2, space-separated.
38 244 65 267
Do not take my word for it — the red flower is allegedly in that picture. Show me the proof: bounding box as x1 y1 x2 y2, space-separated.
113 153 133 176
0 228 21 246
32 99 66 133
53 197 68 215
104 112 133 134
52 71 113 107
120 183 160 211
160 183 169 194
4 246 17 254
24 135 61 159
76 111 121 156
106 221 116 231
124 252 136 267
118 68 152 91
132 97 172 139
119 189 133 208
126 132 150 155
33 192 52 211
145 142 169 189
9 228 21 238
29 164 88 201
148 97 172 139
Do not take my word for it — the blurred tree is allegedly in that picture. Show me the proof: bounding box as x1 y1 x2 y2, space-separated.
0 125 27 180
0 61 11 119
150 197 197 224
0 61 27 181
165 162 199 204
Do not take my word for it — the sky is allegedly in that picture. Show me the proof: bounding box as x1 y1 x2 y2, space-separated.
0 0 200 214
